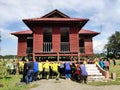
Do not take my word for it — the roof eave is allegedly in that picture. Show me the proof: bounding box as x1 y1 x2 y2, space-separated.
79 33 100 37
23 19 89 30
11 30 33 37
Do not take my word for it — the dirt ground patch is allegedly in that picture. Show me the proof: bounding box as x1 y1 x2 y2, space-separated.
30 79 120 90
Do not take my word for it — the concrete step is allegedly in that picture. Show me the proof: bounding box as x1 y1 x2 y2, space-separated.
84 64 106 81
86 68 98 71
86 70 100 73
85 64 96 67
88 72 102 76
88 76 105 82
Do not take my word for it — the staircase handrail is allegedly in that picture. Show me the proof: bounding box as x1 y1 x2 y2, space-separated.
96 64 108 78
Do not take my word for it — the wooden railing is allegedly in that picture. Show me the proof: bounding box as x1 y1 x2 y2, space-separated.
96 64 109 79
43 42 52 52
60 42 70 52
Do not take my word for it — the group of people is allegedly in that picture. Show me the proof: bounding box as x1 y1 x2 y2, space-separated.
20 59 88 84
94 58 110 70
5 57 118 85
6 60 17 75
94 57 117 71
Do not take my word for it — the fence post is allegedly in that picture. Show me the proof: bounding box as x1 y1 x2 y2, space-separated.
111 73 116 80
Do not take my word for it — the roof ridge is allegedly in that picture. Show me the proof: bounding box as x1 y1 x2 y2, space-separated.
41 9 70 18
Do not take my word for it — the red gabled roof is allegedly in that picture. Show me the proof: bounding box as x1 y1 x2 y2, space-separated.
11 30 32 36
23 9 89 24
41 9 70 18
23 9 89 21
79 29 100 37
22 9 89 30
79 29 100 34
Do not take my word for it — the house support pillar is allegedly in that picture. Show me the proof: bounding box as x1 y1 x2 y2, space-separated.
33 53 36 61
78 53 80 62
57 52 59 62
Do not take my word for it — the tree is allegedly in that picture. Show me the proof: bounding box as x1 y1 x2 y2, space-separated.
104 31 120 59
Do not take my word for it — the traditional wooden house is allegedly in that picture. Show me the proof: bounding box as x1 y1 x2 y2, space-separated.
11 9 99 61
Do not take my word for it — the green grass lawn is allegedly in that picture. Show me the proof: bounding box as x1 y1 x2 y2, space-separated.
0 60 38 90
0 75 38 90
109 59 120 78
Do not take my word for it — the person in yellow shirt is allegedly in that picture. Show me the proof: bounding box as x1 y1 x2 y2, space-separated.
94 58 99 65
38 60 43 79
51 62 60 80
83 58 87 65
49 62 53 78
19 61 24 74
43 60 50 80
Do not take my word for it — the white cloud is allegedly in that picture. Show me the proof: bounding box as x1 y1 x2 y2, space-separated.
0 49 8 56
0 0 49 27
0 48 17 55
0 28 17 55
93 39 107 53
0 28 17 40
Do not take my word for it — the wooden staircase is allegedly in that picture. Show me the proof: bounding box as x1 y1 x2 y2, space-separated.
85 64 106 82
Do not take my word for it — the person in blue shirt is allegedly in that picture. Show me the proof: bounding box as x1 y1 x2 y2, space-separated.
80 64 88 83
33 60 39 81
99 58 104 69
65 62 71 80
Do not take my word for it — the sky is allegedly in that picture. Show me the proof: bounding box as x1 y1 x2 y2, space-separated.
0 0 120 55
